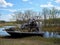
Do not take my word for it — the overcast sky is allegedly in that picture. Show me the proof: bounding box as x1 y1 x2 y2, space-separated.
0 0 60 21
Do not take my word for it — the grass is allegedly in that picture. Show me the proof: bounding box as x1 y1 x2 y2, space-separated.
0 23 16 27
0 36 60 45
42 26 60 32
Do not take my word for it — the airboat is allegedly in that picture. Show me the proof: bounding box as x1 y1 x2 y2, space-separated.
4 19 44 37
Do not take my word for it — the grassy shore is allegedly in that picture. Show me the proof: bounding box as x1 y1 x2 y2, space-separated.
0 23 16 27
42 26 60 32
0 36 60 45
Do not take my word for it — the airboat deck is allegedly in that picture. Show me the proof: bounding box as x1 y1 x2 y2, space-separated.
6 31 44 37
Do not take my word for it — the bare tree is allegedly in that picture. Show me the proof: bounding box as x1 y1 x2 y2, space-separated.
42 8 49 26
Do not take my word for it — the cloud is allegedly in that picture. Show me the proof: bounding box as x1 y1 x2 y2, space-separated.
0 13 17 21
20 7 34 11
8 9 17 12
0 14 12 21
40 2 54 8
40 2 60 10
22 0 28 2
29 2 32 4
0 9 17 12
55 6 60 10
0 7 34 13
22 0 32 4
55 0 60 3
0 0 13 7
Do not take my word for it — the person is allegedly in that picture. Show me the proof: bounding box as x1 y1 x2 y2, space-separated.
28 18 39 32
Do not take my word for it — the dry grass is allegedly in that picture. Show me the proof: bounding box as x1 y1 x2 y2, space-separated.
42 26 60 32
0 36 60 45
0 23 16 27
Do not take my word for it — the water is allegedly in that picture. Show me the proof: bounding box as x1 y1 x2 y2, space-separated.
0 26 60 38
44 32 60 38
0 28 10 36
0 26 15 36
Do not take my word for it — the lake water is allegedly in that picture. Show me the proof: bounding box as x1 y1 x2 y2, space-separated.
0 26 60 38
0 28 10 36
44 31 60 38
0 26 15 36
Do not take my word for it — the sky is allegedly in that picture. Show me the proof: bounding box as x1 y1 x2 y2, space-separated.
0 0 60 21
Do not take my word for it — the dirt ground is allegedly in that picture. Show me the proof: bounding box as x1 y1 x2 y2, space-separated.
0 36 60 45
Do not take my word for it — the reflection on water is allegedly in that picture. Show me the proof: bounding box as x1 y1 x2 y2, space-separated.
0 26 60 38
44 32 60 38
44 31 50 38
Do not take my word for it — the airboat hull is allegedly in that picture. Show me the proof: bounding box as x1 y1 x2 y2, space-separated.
6 31 44 38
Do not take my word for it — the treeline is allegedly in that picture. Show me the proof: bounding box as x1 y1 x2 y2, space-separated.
12 7 60 32
0 20 6 23
12 7 60 24
44 18 60 26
